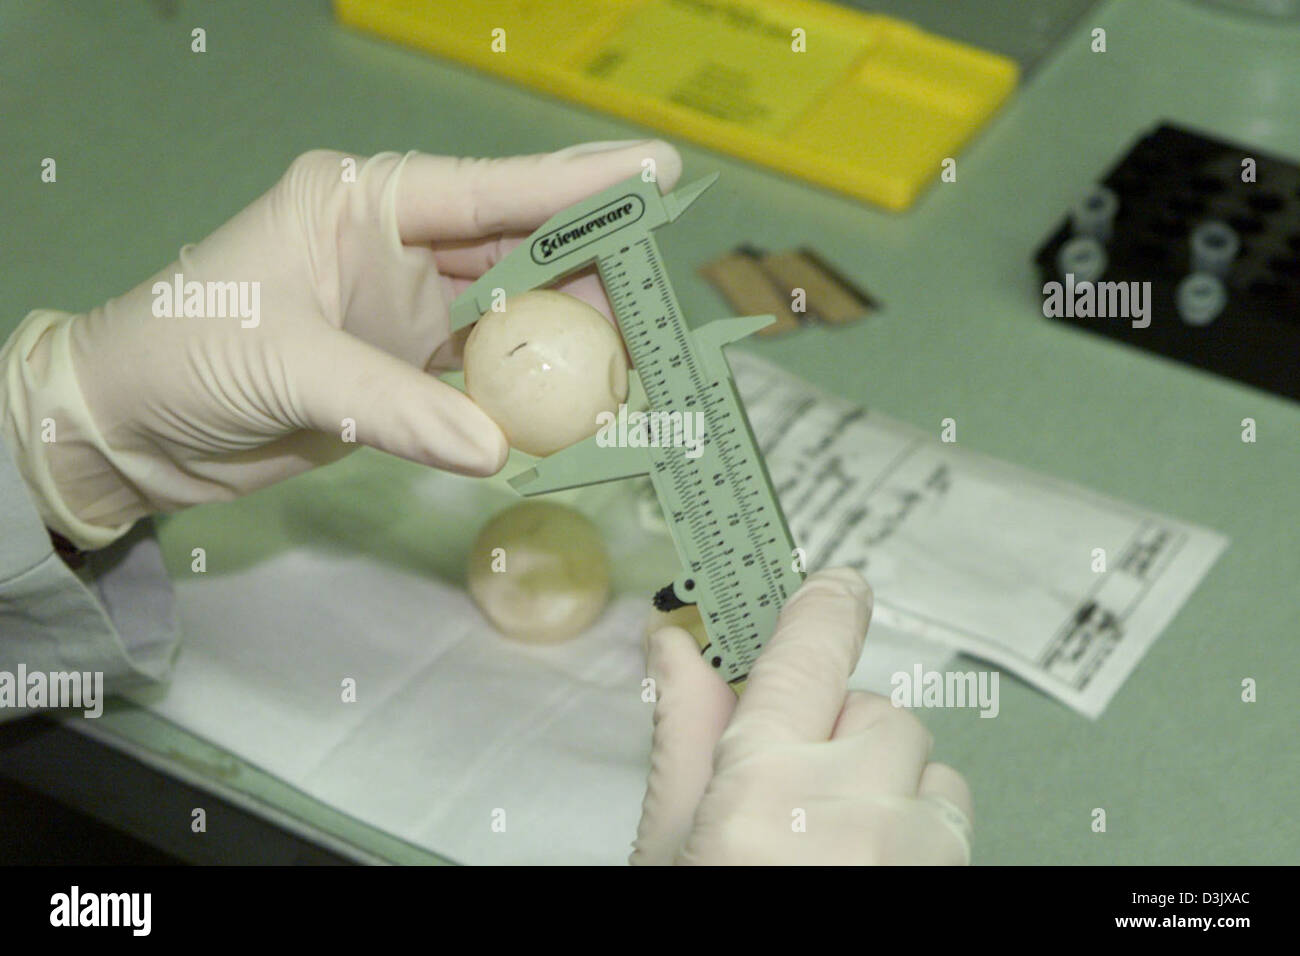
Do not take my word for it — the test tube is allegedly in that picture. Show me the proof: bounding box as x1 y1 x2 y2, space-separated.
1177 272 1227 326
1189 220 1240 277
1056 236 1108 283
1071 185 1119 242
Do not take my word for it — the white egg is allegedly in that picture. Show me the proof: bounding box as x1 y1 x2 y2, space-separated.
463 290 629 457
467 501 611 644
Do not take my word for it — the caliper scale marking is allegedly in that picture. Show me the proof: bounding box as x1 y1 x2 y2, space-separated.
449 173 804 687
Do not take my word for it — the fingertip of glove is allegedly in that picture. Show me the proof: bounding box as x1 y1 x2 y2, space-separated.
430 385 510 476
554 139 682 192
800 567 872 607
645 141 683 192
644 625 698 674
922 761 974 821
452 427 509 477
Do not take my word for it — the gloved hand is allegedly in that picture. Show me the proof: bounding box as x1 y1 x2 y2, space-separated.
632 568 974 865
0 142 681 550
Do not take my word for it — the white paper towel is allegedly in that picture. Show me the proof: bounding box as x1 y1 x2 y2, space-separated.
141 485 951 865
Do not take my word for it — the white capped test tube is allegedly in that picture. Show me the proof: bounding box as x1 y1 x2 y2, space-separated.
1056 236 1108 283
1177 272 1227 325
1071 185 1119 242
1189 220 1240 277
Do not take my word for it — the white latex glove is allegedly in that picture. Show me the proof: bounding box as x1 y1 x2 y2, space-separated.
632 568 974 865
0 142 681 550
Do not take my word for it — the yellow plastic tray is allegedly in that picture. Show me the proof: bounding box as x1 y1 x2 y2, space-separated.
335 0 1019 210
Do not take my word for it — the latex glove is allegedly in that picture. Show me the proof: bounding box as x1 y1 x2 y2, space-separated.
631 568 974 865
0 142 681 550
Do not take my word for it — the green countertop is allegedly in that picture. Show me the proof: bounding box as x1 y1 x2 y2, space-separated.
2 0 1297 864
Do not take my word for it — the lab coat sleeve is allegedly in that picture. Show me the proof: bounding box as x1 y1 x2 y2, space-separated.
0 429 181 721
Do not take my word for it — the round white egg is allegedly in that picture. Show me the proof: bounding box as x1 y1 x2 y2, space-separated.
463 290 629 457
467 501 611 644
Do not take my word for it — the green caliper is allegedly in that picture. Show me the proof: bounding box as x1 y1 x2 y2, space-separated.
450 173 804 689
